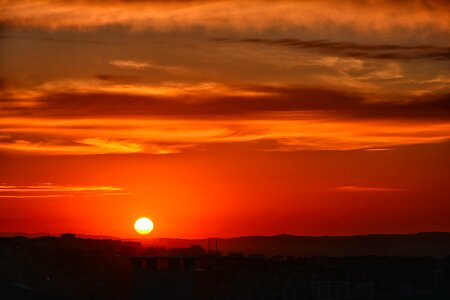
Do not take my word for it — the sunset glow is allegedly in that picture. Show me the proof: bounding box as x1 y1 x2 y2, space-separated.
0 0 449 239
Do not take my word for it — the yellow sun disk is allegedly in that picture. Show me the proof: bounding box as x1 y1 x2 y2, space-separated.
134 217 154 235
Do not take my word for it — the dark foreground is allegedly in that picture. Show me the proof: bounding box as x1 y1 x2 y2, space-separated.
1 234 449 300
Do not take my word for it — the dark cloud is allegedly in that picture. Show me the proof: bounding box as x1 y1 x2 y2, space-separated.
215 38 450 61
96 74 142 83
1 86 448 121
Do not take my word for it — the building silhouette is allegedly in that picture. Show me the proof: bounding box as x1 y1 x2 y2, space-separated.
1 234 449 299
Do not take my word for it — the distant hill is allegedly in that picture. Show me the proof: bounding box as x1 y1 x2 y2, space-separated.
140 232 450 257
2 232 449 257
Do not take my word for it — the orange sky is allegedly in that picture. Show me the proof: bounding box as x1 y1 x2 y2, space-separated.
0 0 449 238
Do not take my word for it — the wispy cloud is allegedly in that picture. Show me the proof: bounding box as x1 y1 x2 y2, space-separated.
223 38 450 61
109 59 188 75
77 138 142 154
337 186 404 192
0 139 140 155
109 60 152 70
0 184 128 199
0 185 123 192
0 136 194 155
21 80 270 98
364 148 394 152
0 194 75 198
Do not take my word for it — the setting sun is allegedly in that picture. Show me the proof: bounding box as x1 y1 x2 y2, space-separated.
134 217 154 235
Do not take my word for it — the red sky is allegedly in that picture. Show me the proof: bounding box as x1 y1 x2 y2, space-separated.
0 0 449 238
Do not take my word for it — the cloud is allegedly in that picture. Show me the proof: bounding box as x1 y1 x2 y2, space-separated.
364 148 393 152
109 60 153 70
0 185 123 192
421 75 450 84
2 82 448 120
0 194 75 198
337 186 405 192
219 38 450 61
0 184 127 198
0 80 272 103
109 59 188 74
76 138 142 153
309 57 406 91
0 138 184 155
0 80 449 154
0 114 449 154
96 74 141 83
0 134 193 155
0 0 448 39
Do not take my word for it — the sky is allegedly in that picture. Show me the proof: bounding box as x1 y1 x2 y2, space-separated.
0 0 449 238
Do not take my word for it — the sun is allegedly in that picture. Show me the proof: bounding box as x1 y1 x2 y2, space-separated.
134 217 154 235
